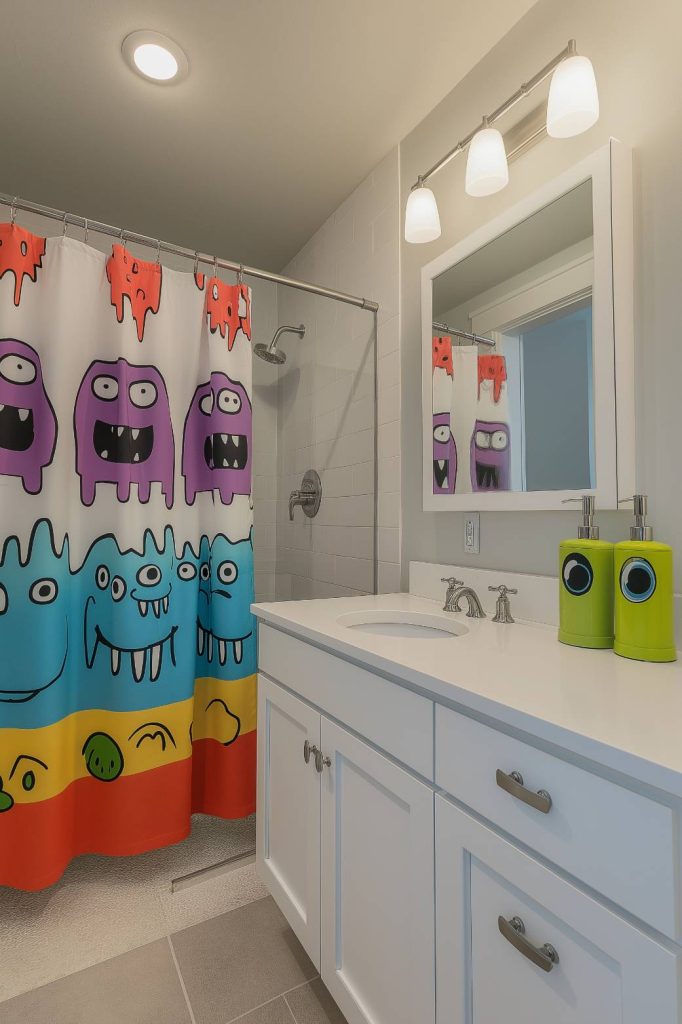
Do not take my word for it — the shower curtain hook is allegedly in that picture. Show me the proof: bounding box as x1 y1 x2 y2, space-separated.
193 250 199 275
238 263 244 287
62 212 69 237
155 238 161 266
83 218 89 244
119 226 126 246
213 254 218 280
10 197 18 225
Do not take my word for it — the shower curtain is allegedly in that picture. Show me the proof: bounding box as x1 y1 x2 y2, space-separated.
0 221 257 890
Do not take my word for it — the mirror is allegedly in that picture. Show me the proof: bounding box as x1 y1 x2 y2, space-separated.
422 142 634 511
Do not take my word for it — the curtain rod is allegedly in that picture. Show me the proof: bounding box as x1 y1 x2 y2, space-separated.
413 39 576 188
433 320 495 348
0 192 379 313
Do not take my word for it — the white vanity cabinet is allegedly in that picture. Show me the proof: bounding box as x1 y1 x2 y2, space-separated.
256 670 436 1024
254 613 682 1024
436 796 679 1024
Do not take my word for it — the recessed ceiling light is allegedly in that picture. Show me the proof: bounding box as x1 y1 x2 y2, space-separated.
122 31 189 84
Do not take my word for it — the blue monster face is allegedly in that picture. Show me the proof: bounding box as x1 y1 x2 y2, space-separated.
0 521 70 703
196 532 254 674
82 529 176 683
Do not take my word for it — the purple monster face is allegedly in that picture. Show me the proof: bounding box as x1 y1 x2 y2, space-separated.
433 413 456 494
182 372 252 506
0 339 56 494
74 358 174 507
470 419 510 491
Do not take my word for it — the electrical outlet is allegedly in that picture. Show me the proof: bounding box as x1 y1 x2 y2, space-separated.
464 513 480 555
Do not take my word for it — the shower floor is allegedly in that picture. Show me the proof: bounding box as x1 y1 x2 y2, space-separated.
0 895 346 1024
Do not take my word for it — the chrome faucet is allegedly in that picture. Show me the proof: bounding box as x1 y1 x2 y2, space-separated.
488 584 518 623
441 577 486 618
451 586 486 619
441 577 464 612
440 577 483 614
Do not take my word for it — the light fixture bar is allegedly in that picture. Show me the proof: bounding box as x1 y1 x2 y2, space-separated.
432 320 495 348
413 39 576 190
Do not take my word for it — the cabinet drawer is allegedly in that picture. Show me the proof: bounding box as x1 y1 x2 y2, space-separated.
436 796 680 1024
436 705 679 939
259 624 433 778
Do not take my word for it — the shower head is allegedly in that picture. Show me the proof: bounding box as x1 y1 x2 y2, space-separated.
254 324 305 366
254 343 286 365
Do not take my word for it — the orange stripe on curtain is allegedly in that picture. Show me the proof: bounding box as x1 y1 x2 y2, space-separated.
0 731 256 892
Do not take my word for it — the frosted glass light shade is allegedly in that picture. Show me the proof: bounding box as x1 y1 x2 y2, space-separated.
404 185 441 244
547 55 599 138
465 127 509 197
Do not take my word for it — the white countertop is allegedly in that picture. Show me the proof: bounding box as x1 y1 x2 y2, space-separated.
252 592 682 799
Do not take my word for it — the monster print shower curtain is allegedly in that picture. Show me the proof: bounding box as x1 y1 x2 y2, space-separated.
0 221 256 890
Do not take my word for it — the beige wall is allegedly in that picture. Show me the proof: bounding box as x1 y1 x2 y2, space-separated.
400 0 682 580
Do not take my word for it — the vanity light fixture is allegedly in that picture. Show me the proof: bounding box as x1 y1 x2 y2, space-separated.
546 50 599 138
404 178 442 244
405 39 599 243
465 117 509 198
121 31 189 84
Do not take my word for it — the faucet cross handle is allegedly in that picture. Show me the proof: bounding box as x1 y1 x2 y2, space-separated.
441 577 464 612
488 584 517 624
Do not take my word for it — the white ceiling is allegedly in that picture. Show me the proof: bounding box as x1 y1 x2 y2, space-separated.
0 0 536 270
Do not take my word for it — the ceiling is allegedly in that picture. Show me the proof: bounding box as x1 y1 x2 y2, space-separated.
0 0 536 271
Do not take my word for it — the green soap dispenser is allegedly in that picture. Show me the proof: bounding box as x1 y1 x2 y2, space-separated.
614 495 676 662
559 496 614 649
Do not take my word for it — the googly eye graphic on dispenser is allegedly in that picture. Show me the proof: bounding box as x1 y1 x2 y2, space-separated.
562 552 593 596
619 557 656 603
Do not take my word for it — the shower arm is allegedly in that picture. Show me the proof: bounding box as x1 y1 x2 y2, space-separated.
265 324 305 355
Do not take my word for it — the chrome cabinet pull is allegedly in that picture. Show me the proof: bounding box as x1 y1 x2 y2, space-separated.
496 769 552 814
304 741 320 765
314 748 332 773
498 915 559 972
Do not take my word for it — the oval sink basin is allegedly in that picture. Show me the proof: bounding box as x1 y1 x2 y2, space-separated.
336 609 468 639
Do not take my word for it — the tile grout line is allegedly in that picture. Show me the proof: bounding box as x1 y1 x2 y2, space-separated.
167 935 197 1024
281 992 299 1024
224 977 319 1024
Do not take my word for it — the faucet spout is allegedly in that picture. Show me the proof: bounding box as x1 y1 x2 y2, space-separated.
451 586 486 619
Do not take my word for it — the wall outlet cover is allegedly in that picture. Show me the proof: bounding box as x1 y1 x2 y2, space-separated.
464 513 480 555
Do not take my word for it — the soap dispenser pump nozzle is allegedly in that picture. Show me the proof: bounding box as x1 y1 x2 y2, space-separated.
630 494 653 541
577 494 599 540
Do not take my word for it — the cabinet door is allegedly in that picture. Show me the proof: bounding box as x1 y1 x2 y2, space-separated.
256 674 321 967
436 795 680 1024
320 718 435 1024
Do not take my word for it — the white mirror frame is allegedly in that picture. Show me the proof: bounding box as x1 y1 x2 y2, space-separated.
421 139 634 512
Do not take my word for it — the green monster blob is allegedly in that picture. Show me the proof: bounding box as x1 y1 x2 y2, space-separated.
0 781 14 812
82 732 124 782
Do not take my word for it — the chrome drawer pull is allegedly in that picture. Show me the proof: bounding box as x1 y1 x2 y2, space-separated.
314 748 332 773
498 915 559 973
303 740 320 765
496 769 552 814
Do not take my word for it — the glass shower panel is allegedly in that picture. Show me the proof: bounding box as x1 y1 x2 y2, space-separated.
272 284 377 600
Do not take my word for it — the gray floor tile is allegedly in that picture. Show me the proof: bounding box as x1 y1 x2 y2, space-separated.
171 895 317 1024
238 997 296 1023
285 979 348 1024
0 938 191 1024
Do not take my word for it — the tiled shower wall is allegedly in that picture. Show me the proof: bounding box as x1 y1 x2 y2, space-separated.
273 147 402 598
